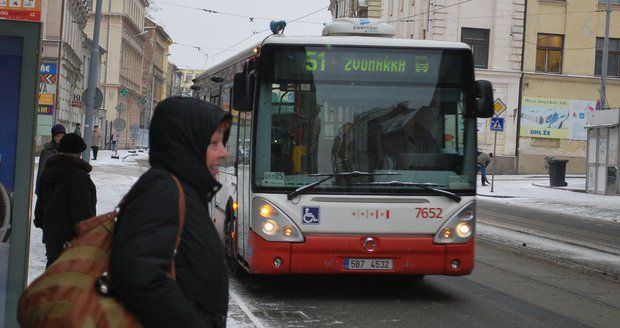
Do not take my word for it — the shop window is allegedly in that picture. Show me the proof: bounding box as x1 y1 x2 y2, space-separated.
536 34 564 73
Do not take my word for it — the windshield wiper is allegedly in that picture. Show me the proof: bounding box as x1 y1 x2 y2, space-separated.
286 171 401 200
354 181 462 202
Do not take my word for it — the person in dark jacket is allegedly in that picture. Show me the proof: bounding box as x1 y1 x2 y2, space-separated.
35 124 66 195
34 133 97 267
110 97 232 327
476 151 493 186
74 122 82 136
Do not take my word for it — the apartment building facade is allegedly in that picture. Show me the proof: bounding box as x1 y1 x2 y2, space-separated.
382 0 527 173
37 0 90 147
142 18 172 129
329 0 383 18
519 0 620 173
166 62 183 97
85 0 149 149
179 69 205 97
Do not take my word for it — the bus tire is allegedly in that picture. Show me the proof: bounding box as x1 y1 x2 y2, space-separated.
225 203 247 278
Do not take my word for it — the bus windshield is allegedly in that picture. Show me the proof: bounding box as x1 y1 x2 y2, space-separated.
254 46 477 194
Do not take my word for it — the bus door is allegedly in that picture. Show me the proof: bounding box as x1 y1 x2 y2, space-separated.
237 111 253 259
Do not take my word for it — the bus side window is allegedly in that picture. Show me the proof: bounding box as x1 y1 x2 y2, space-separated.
239 111 253 167
226 110 240 170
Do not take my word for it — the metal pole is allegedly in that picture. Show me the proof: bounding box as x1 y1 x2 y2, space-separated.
600 0 611 110
83 0 103 162
490 131 498 192
150 71 155 127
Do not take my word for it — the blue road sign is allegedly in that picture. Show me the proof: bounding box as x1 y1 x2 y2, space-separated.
490 117 505 132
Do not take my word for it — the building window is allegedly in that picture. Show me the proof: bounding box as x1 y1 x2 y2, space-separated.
536 34 564 73
185 73 194 83
595 38 620 77
461 28 490 68
598 0 620 5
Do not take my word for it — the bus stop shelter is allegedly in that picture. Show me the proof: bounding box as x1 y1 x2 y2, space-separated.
586 109 620 195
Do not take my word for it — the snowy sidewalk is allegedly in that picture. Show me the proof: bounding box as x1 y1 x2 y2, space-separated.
476 174 620 223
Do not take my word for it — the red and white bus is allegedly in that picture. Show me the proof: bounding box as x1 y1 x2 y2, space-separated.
195 18 494 276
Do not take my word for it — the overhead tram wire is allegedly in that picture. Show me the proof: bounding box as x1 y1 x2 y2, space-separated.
389 0 597 25
394 9 600 24
207 6 330 63
171 42 241 53
387 0 473 24
523 39 596 51
151 0 324 24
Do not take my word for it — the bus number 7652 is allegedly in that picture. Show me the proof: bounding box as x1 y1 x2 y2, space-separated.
415 207 443 219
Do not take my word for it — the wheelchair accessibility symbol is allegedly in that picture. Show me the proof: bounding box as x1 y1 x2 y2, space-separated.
302 207 320 224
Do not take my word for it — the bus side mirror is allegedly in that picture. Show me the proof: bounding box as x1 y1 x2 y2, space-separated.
232 71 255 112
475 80 494 118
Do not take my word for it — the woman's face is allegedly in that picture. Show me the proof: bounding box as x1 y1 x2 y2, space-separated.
206 123 229 179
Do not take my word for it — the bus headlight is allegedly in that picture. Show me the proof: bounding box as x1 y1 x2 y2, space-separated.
252 198 304 242
262 220 278 235
456 222 472 238
434 201 475 244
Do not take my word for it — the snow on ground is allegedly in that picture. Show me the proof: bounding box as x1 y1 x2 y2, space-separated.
477 175 620 223
25 153 620 326
477 224 620 277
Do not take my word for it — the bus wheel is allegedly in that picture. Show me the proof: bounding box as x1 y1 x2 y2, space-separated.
224 207 247 277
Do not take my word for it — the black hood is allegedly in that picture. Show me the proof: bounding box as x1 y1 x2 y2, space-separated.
149 97 232 196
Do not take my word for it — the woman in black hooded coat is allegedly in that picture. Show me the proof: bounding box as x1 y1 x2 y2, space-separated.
34 133 96 267
110 97 232 327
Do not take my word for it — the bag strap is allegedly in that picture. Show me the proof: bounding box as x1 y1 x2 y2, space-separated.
169 175 186 279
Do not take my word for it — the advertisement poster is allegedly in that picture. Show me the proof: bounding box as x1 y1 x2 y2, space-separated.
0 35 23 325
37 63 56 136
520 96 594 141
0 0 41 22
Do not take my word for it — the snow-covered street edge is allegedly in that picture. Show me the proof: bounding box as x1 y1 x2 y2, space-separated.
477 224 620 280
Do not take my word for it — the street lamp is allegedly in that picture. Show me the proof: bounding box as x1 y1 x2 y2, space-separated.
211 76 224 107
127 30 148 40
190 78 202 99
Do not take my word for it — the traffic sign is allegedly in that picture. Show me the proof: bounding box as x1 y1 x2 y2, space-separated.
82 87 103 108
493 98 506 116
490 117 505 132
112 118 126 131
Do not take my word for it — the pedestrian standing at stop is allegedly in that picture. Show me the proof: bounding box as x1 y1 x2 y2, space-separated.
477 151 493 186
34 133 97 267
74 122 82 137
111 132 119 157
110 97 232 327
36 124 66 195
91 125 101 160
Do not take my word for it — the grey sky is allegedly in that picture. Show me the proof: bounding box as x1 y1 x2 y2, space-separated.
149 0 333 70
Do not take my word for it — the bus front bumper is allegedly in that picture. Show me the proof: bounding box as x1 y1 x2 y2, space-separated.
247 231 474 275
